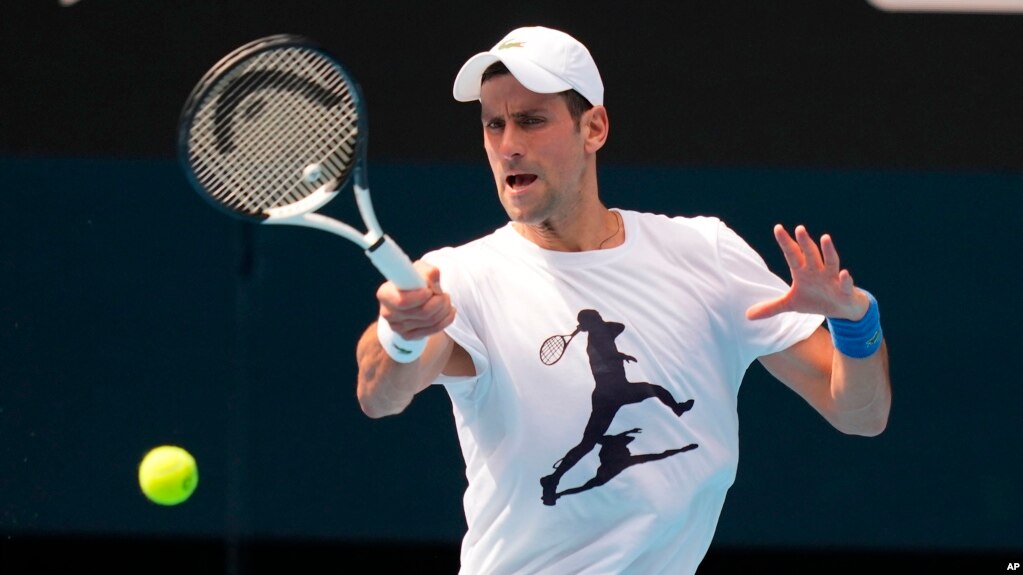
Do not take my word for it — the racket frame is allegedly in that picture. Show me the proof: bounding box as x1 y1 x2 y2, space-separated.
540 328 580 366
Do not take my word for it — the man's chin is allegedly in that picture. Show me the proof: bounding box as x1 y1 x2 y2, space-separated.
505 209 541 226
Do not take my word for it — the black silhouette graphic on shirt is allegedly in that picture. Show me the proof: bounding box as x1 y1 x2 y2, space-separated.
553 428 698 499
540 309 698 506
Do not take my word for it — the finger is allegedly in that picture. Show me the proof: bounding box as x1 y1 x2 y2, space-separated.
418 292 455 325
794 225 824 271
745 295 790 320
391 290 454 330
773 224 804 270
820 233 841 273
415 260 444 294
392 285 435 311
838 269 855 294
403 303 457 340
376 281 400 313
377 281 434 321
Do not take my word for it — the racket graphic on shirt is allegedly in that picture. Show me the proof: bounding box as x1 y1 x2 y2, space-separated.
178 34 425 357
539 328 579 365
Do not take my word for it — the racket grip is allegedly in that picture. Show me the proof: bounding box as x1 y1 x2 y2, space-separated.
377 316 427 363
365 234 426 290
367 235 428 362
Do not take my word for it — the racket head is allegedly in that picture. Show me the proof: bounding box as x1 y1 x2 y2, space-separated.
539 334 570 365
178 34 367 222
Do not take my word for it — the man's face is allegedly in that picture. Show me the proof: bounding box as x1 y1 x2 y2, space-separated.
479 74 590 227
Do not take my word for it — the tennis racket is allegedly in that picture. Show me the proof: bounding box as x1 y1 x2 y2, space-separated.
178 34 425 355
539 328 579 366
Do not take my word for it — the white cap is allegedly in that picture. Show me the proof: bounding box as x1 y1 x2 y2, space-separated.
452 26 604 106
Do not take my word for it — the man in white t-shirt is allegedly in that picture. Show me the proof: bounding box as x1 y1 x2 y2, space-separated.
355 25 891 575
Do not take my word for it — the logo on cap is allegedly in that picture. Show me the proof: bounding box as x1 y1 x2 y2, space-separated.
497 40 525 50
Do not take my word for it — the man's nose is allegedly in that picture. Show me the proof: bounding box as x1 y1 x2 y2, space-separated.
498 125 524 160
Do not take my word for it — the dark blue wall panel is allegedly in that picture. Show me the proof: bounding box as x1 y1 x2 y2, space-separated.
2 158 1019 553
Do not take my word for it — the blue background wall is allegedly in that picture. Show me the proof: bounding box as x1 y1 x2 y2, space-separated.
2 1 1021 572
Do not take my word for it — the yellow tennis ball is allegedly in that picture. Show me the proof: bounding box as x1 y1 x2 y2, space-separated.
138 445 199 506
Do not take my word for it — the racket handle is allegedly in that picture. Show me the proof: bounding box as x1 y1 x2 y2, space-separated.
366 234 429 362
365 234 426 290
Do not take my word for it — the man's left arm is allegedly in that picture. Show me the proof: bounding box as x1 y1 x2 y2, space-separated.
748 224 891 437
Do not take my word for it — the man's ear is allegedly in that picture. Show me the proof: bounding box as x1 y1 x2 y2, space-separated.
583 105 609 154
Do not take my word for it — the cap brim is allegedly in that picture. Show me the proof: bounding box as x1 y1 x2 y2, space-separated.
452 52 574 102
452 52 499 102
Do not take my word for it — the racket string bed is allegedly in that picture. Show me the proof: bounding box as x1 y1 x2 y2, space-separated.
271 49 358 208
186 46 360 218
231 50 314 208
238 50 338 210
194 58 270 208
540 336 568 365
259 50 336 208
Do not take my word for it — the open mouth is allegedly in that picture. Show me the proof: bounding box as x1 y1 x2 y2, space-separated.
506 174 538 190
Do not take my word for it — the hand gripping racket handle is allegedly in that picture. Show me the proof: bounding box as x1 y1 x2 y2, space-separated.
366 235 429 362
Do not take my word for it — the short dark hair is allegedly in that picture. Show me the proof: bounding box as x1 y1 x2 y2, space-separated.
480 61 594 126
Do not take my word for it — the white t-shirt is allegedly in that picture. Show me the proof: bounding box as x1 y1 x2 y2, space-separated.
423 210 823 575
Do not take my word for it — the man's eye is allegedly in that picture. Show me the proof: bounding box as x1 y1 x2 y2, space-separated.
485 120 504 130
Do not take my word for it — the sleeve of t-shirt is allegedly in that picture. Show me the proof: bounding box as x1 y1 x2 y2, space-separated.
421 247 490 389
713 219 824 366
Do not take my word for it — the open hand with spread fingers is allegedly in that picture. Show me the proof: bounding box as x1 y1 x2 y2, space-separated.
746 224 871 322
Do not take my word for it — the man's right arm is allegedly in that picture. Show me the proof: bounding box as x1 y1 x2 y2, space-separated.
356 325 458 418
355 262 463 418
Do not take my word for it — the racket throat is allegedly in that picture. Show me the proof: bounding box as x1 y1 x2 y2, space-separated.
264 183 339 220
366 235 387 252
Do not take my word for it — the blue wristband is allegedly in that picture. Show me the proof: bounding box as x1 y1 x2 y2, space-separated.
826 290 883 359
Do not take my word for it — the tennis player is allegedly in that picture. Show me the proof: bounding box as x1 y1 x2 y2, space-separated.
356 25 891 575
